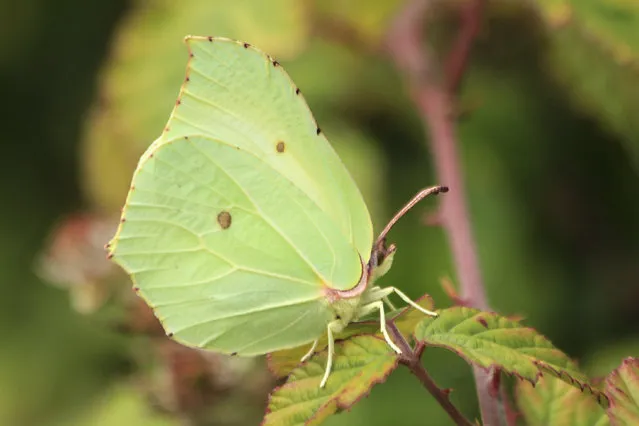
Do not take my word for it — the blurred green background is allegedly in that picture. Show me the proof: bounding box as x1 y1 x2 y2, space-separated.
1 0 638 425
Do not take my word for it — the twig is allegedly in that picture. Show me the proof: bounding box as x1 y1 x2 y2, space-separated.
385 0 488 311
384 1 504 425
445 0 487 93
388 322 474 426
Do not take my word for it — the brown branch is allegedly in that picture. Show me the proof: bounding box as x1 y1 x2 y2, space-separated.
388 322 474 426
384 1 504 425
445 0 487 93
385 0 489 311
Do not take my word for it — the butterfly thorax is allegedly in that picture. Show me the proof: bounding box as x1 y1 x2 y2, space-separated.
329 296 363 333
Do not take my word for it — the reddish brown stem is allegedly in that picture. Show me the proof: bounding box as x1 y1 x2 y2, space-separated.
385 1 504 425
445 0 487 93
388 322 473 426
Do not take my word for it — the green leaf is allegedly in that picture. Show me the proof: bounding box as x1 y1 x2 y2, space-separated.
262 335 399 426
267 295 433 378
606 357 639 425
516 375 609 426
414 307 603 399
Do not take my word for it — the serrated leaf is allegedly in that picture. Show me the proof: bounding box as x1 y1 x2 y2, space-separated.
517 375 609 426
262 335 398 426
414 307 603 399
267 295 434 378
606 357 639 425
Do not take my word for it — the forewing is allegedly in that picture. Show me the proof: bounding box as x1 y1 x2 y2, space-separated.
160 36 373 263
109 136 361 354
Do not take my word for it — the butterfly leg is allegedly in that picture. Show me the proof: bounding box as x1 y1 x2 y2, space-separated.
300 339 319 363
357 301 402 354
387 287 438 317
383 296 397 311
320 320 342 388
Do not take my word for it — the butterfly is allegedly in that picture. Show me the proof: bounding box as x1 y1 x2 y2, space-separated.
108 36 446 388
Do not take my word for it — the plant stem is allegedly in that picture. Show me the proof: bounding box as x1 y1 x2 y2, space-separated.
388 322 474 426
385 1 505 425
445 0 487 94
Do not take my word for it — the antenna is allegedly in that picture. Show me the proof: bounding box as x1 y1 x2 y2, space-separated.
374 185 449 250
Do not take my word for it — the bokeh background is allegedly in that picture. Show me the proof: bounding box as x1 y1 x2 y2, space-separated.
1 0 638 425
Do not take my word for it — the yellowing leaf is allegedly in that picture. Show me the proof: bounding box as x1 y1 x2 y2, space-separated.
267 295 434 378
606 357 639 425
517 375 609 426
262 335 398 426
393 294 435 336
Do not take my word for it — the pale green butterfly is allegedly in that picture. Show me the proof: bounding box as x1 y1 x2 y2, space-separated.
107 36 447 388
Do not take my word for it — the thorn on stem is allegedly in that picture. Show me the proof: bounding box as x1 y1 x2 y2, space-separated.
440 277 468 307
488 368 501 398
423 209 443 227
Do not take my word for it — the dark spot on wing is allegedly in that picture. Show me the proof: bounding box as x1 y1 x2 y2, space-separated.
316 127 322 135
276 141 285 153
207 36 213 42
243 42 250 48
217 211 232 229
272 60 280 67
295 87 300 95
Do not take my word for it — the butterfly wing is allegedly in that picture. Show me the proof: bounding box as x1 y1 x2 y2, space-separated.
162 36 373 264
110 133 365 354
109 37 374 355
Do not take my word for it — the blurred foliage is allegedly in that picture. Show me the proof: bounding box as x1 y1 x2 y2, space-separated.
1 0 638 425
82 0 308 212
531 0 639 167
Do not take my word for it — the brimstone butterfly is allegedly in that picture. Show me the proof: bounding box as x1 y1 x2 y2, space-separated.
107 36 447 388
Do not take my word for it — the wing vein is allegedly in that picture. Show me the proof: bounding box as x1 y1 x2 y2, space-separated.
171 297 322 334
233 308 315 353
186 138 327 283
